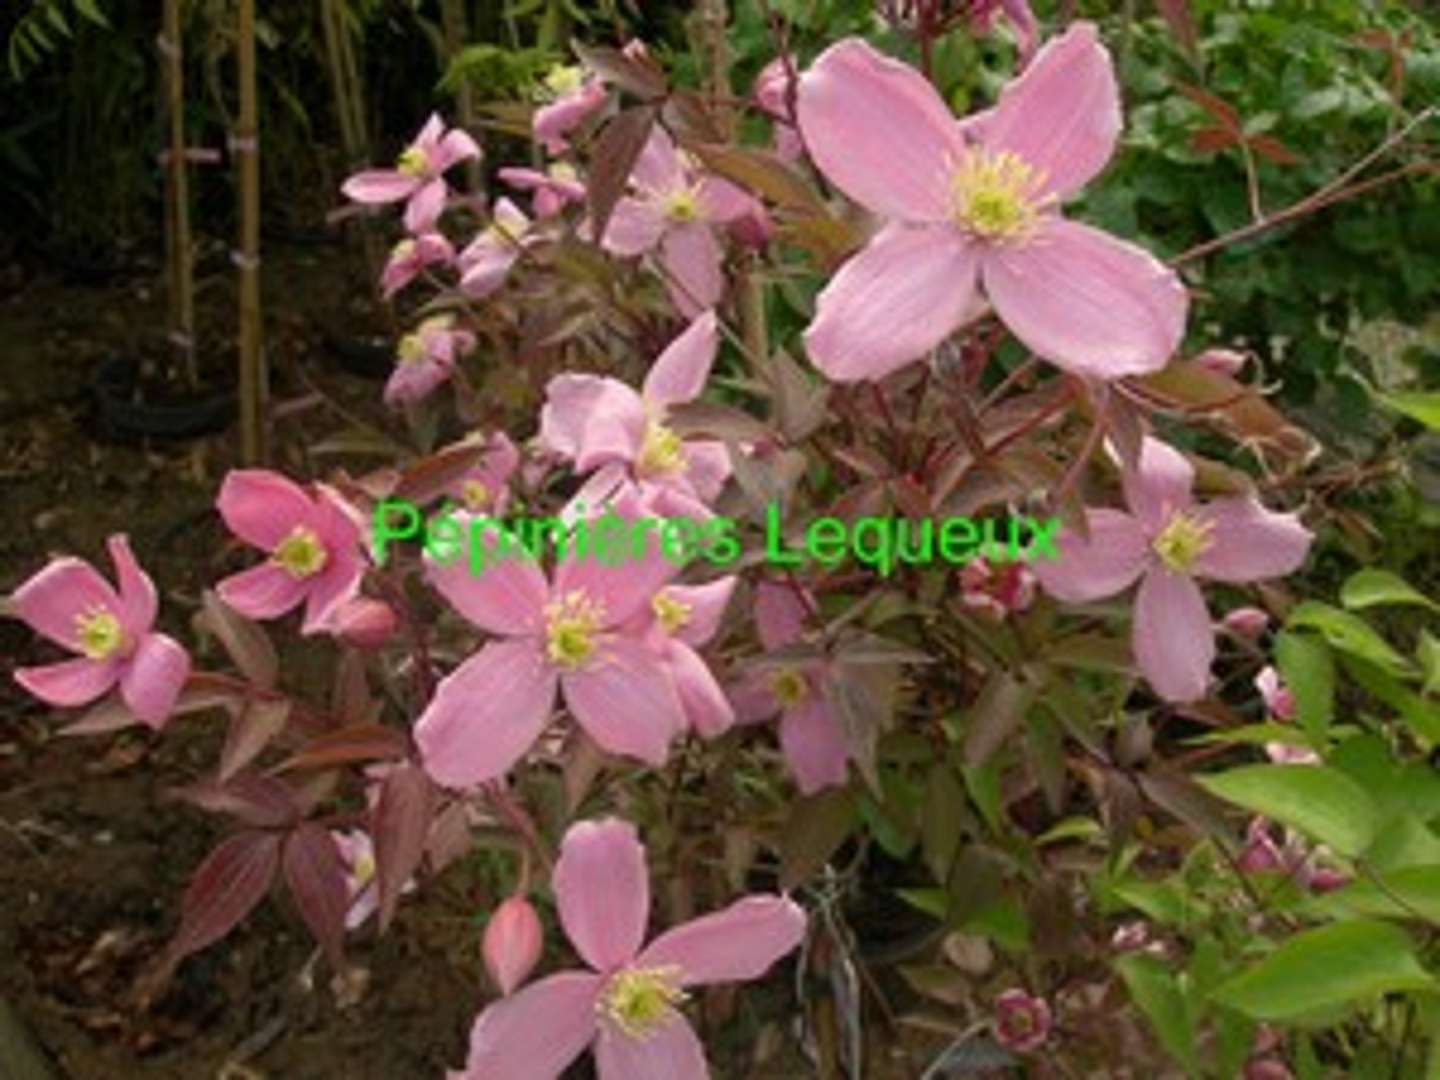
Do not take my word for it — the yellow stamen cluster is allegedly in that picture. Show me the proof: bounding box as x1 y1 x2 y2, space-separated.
660 187 701 224
652 591 692 635
352 849 377 887
397 333 426 364
75 608 125 660
769 668 810 708
272 525 329 579
547 161 579 184
461 480 492 512
1152 511 1216 574
950 149 1049 242
542 65 585 99
391 238 417 262
636 421 686 478
600 966 688 1039
396 145 429 177
544 590 606 669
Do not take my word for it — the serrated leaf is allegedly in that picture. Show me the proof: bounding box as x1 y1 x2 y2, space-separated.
1196 764 1379 857
779 787 856 890
1211 920 1434 1020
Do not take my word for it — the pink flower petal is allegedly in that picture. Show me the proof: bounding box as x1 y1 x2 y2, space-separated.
405 177 448 234
781 699 850 794
599 197 667 256
342 170 418 204
637 895 806 985
217 469 319 551
215 562 310 621
498 166 547 190
538 374 647 473
119 632 191 729
425 526 549 636
797 38 965 221
414 639 558 788
15 657 119 708
554 818 650 971
561 638 684 765
658 222 724 319
728 670 781 725
533 81 607 154
414 113 445 151
754 580 811 651
1122 436 1195 529
12 557 122 651
1133 568 1214 703
383 357 452 406
458 235 522 299
1193 498 1313 583
560 464 630 525
594 1012 707 1080
803 222 980 382
664 640 734 737
982 21 1120 200
696 177 754 224
107 534 158 635
665 577 736 648
678 440 730 505
981 218 1188 380
643 310 718 407
460 971 602 1080
300 550 363 636
1029 508 1149 603
629 125 684 194
436 128 481 171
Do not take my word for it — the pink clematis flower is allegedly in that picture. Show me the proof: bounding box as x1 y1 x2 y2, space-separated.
10 534 191 729
537 309 730 517
626 577 738 738
457 199 540 299
413 500 688 788
452 818 806 1080
215 470 365 636
795 24 1188 382
729 581 850 794
446 431 521 516
498 162 587 219
1255 665 1296 720
383 313 477 408
993 988 1052 1053
342 113 480 234
533 65 608 154
595 127 754 317
958 556 1036 620
380 231 455 299
1031 436 1312 703
332 827 415 930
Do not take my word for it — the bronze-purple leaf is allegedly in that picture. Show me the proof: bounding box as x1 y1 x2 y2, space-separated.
196 589 279 690
587 105 658 251
571 40 667 100
165 830 281 972
272 723 408 773
282 822 349 972
371 762 435 932
167 771 300 828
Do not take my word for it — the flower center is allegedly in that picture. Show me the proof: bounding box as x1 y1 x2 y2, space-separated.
660 187 701 224
769 668 809 708
950 149 1048 242
1152 511 1215 574
391 238 417 262
272 526 329 579
461 480 492 511
544 590 606 669
547 161 579 184
397 333 426 364
542 64 585 99
651 591 692 635
636 421 686 477
600 966 687 1039
396 145 429 178
75 608 125 660
352 850 376 888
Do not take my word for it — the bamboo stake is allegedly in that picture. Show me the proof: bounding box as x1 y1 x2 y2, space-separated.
161 0 198 389
440 0 480 196
236 0 266 463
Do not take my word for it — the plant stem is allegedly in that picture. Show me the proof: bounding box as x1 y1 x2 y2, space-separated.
162 0 198 390
237 0 267 463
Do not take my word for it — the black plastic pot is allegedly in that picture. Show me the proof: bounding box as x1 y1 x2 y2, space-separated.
92 356 236 440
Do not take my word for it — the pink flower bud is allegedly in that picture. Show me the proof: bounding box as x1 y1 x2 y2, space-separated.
1221 606 1269 639
331 597 398 650
993 988 1052 1052
1238 817 1285 874
727 200 775 251
1194 348 1247 377
483 895 542 996
1110 920 1150 952
1244 1058 1295 1080
1255 666 1296 721
1307 867 1349 894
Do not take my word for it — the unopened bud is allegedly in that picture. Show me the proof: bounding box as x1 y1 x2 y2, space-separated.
1193 348 1247 377
331 597 398 650
1221 606 1269 639
483 895 543 996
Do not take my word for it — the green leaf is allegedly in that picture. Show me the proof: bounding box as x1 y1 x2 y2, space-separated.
1196 764 1380 857
1340 656 1440 743
779 787 856 890
1340 569 1440 614
1376 390 1440 432
1309 865 1440 926
1419 631 1440 697
1287 601 1415 677
1211 919 1434 1020
1275 630 1334 742
1116 953 1197 1070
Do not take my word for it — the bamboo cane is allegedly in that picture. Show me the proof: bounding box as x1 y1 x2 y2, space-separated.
162 0 198 389
440 0 480 196
236 0 266 463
